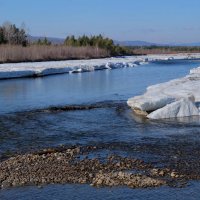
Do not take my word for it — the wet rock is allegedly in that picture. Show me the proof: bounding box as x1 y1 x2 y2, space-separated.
1 180 11 189
159 170 165 176
171 171 177 178
0 145 191 189
92 171 165 188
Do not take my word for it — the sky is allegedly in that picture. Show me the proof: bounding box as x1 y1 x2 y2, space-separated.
0 0 200 43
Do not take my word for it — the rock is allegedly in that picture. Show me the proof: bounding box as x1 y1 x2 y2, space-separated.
1 180 11 189
150 168 159 175
133 108 148 117
159 170 165 176
0 145 171 189
170 172 177 178
96 179 103 185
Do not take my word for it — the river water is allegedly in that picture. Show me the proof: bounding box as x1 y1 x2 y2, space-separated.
0 59 200 199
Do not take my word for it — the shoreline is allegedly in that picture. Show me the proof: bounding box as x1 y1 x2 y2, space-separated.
0 53 200 80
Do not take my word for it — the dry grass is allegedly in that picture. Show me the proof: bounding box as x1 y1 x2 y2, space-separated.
131 48 200 55
0 45 110 63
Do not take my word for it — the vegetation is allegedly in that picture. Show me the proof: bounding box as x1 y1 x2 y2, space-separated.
129 46 200 54
0 22 27 46
34 37 52 46
0 45 109 63
1 21 200 63
64 34 131 56
0 22 133 63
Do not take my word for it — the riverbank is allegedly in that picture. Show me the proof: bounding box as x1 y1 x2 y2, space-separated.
0 53 200 79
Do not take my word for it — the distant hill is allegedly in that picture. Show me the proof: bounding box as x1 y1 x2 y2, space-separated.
169 42 200 47
115 40 200 47
28 36 200 47
28 35 65 44
115 40 160 46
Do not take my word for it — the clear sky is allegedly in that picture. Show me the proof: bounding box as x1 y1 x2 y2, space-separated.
0 0 200 43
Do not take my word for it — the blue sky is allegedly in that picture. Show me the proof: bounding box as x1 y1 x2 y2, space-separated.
0 0 200 43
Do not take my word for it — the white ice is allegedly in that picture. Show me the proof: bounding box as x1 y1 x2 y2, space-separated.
147 99 199 119
127 58 200 119
0 53 200 79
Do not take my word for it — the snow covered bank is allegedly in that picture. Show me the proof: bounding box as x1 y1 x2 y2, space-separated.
0 53 200 79
127 64 200 119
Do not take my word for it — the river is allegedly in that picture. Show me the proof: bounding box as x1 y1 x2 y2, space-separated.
0 59 200 199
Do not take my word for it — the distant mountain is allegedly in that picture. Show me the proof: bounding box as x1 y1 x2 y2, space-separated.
115 40 160 46
169 42 200 47
28 35 65 44
28 36 200 47
115 40 200 47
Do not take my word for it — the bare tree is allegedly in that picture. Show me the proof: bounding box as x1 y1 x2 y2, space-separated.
1 21 28 45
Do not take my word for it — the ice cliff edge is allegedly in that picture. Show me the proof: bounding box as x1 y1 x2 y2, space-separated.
127 66 200 119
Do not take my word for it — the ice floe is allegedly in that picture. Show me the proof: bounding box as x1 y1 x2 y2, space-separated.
0 53 200 79
147 99 199 119
127 58 200 119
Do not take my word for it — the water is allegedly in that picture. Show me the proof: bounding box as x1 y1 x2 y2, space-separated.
1 60 200 114
1 182 200 200
1 59 200 199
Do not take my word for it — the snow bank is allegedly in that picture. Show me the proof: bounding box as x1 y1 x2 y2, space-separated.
127 56 200 119
127 95 175 112
1 53 200 79
147 99 199 119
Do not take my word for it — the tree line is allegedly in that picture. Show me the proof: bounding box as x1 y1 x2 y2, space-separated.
3 22 200 56
64 35 131 55
0 22 131 56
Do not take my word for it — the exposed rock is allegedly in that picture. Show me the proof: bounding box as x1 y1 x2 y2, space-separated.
0 146 181 189
133 108 148 117
92 172 165 188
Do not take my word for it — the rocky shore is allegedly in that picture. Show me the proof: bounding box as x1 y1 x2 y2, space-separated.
0 146 187 189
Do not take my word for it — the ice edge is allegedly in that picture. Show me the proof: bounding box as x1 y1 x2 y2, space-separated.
127 55 200 119
0 53 200 80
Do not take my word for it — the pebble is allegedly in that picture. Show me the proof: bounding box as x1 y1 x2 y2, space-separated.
0 146 185 189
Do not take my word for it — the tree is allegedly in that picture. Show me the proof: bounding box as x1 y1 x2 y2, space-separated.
1 22 28 46
64 35 76 46
63 34 131 56
43 37 51 45
35 37 51 45
0 27 6 44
